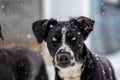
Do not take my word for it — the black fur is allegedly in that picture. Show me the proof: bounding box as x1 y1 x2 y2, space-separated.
0 46 48 80
32 16 116 80
32 19 57 43
80 44 116 80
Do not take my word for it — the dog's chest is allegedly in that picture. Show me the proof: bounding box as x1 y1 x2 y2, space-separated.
58 64 82 80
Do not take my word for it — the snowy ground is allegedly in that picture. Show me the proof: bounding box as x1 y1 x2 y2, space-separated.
107 51 120 80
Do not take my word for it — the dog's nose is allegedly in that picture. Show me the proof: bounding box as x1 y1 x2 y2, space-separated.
57 50 71 67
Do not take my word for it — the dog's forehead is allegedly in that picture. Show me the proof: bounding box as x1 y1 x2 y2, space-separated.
59 20 76 27
53 21 78 32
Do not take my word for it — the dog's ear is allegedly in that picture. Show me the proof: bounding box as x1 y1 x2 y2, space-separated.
77 16 95 40
32 19 57 43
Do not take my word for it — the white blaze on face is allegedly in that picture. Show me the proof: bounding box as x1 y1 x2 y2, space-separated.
55 27 75 66
61 27 75 62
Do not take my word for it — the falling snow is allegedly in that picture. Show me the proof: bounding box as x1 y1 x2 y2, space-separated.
110 76 113 80
94 54 98 57
20 2 24 6
26 34 32 39
1 5 5 9
84 27 89 31
2 13 5 16
109 68 112 71
31 71 35 74
101 1 106 16
102 70 105 74
50 25 53 28
102 13 105 16
96 57 99 61
101 2 104 6
78 32 81 35
77 19 81 22
78 44 81 47
13 77 15 80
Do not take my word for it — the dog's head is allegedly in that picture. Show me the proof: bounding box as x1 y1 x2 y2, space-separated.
32 16 94 68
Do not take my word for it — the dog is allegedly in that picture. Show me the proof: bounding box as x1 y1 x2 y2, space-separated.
32 16 116 80
0 46 48 80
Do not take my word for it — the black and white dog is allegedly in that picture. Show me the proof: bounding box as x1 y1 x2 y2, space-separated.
32 16 116 80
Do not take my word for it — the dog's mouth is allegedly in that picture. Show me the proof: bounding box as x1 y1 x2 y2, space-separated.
56 60 75 68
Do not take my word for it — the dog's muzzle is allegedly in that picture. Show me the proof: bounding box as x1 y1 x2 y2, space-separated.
56 49 74 68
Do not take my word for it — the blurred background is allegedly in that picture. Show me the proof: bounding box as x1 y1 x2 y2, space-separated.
0 0 120 79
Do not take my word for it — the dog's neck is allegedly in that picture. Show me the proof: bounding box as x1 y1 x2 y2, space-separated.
56 64 82 80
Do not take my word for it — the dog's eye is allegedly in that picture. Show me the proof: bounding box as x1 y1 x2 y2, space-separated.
52 37 57 42
67 34 77 41
71 36 77 41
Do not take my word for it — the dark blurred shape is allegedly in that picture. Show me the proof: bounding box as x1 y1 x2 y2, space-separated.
0 24 4 40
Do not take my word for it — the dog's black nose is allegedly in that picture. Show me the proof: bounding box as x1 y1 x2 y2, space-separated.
57 50 71 68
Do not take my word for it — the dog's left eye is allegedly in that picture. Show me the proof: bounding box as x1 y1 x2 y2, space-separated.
67 34 78 42
69 36 77 41
52 37 57 42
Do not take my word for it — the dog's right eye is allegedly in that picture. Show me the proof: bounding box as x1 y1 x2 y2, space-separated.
51 33 61 44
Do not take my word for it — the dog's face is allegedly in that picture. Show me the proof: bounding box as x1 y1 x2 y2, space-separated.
32 16 94 68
